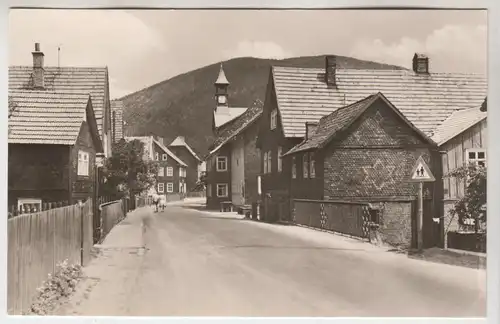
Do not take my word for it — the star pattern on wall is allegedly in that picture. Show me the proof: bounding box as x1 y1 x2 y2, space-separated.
362 158 396 191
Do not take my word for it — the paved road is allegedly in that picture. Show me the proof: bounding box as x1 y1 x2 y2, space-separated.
56 204 486 317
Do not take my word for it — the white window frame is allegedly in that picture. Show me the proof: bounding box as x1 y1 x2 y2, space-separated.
158 167 165 177
303 153 309 179
155 152 159 161
157 182 165 193
77 150 90 176
216 156 228 172
263 152 268 174
270 109 278 130
167 182 174 193
292 156 297 179
217 183 228 197
17 198 42 213
277 146 283 172
267 150 272 173
162 153 168 161
310 153 316 178
166 166 174 177
466 149 486 167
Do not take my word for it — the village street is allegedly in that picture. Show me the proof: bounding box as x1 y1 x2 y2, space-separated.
52 199 486 317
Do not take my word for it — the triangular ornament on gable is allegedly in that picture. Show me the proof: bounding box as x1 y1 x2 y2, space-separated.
409 155 436 182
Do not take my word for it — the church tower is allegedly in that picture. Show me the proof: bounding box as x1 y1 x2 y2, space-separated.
214 64 229 111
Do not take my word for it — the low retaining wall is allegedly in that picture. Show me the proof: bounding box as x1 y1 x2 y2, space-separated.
447 231 486 253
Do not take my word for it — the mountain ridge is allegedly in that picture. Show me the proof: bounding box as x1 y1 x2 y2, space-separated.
120 54 407 156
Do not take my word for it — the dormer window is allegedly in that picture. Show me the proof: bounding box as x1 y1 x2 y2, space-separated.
270 109 278 130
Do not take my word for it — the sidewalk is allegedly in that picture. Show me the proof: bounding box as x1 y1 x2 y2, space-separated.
52 207 150 315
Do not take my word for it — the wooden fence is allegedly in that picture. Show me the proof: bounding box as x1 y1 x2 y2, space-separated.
100 200 126 242
8 200 74 219
7 199 94 315
292 199 371 239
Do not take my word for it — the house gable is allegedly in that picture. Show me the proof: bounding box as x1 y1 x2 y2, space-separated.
335 97 431 148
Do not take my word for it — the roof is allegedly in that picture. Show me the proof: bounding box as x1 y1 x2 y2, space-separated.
9 66 109 138
8 90 91 145
215 64 229 85
285 92 436 156
168 136 202 161
152 138 188 167
271 66 487 138
431 105 487 146
111 100 124 141
214 107 247 128
208 103 263 158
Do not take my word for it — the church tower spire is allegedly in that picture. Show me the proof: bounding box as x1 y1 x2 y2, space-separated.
214 63 229 108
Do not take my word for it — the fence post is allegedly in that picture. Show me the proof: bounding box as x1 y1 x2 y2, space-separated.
79 201 84 266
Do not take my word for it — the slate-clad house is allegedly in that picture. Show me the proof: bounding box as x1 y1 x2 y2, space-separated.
125 136 188 200
168 136 203 193
9 43 113 159
257 54 487 244
8 90 103 212
205 64 263 210
283 93 438 247
111 100 124 144
431 98 487 248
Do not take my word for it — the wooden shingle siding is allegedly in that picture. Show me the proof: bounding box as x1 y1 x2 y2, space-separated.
111 100 124 142
441 119 487 200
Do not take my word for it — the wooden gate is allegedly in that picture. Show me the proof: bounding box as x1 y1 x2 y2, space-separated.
411 198 439 249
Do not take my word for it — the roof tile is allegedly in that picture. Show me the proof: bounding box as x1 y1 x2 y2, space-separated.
9 66 108 137
272 67 487 138
8 90 90 145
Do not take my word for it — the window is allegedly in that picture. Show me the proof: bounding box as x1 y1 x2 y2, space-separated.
278 147 283 172
310 153 316 178
155 152 159 161
466 149 486 167
303 154 309 178
267 150 272 173
17 198 42 214
162 153 168 161
207 184 212 197
179 168 186 177
263 152 268 174
270 109 278 130
292 156 297 179
77 151 90 176
167 182 174 193
217 184 228 197
158 167 164 177
166 167 173 177
157 182 165 193
217 156 228 172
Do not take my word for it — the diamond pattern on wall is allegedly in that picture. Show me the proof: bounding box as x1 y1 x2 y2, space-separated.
319 203 327 228
362 158 396 191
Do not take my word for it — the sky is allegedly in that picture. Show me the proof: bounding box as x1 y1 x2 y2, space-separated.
8 9 487 100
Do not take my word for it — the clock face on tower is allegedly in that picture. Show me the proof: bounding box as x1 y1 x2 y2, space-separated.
218 95 227 104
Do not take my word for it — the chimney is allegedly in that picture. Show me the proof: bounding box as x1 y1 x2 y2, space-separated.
412 53 429 74
112 111 116 143
32 43 45 89
480 97 487 112
305 122 318 140
325 55 337 87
